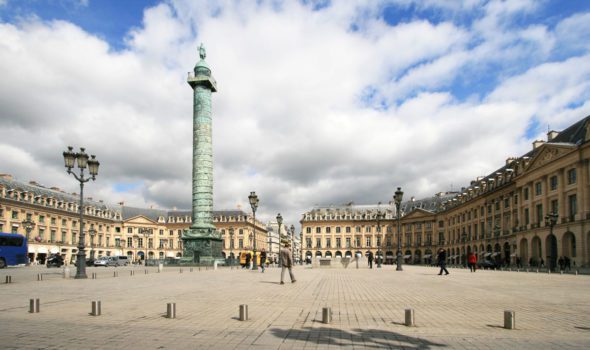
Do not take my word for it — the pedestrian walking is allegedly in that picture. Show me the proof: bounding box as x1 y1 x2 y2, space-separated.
558 256 565 271
259 248 267 273
468 252 477 272
540 258 545 268
565 256 571 271
279 242 296 284
437 248 449 275
368 251 374 269
245 252 251 270
516 256 522 269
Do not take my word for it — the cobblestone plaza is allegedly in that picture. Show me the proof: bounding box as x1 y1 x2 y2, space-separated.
1 264 588 349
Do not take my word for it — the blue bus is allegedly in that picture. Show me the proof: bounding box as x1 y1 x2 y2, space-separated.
0 232 28 268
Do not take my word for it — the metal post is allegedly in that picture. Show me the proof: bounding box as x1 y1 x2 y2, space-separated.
405 309 415 326
504 310 515 329
6 275 12 284
395 187 404 271
91 301 101 316
167 303 176 319
29 298 40 313
322 307 332 324
239 304 248 321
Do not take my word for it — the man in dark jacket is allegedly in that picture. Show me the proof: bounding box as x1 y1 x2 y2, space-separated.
437 248 449 275
279 243 296 284
368 251 374 269
259 248 267 273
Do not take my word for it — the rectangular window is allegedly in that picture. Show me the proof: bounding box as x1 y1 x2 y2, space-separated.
239 239 243 248
306 227 311 234
326 238 331 248
504 198 509 209
138 238 143 248
39 215 45 223
306 238 312 248
11 210 18 219
51 217 56 225
524 187 529 200
365 226 371 233
159 229 164 235
346 227 351 233
127 237 133 247
346 237 351 248
62 219 67 226
115 238 121 247
336 237 341 248
326 227 331 234
376 236 381 246
127 227 132 234
550 200 558 215
535 182 542 196
355 237 361 247
536 204 543 224
169 230 174 235
365 237 371 247
335 227 341 233
355 226 361 233
170 240 173 249
549 176 558 191
567 168 577 184
316 238 321 248
495 201 500 211
386 236 392 247
524 208 530 225
50 230 56 243
569 194 577 220
316 227 321 233
159 240 164 248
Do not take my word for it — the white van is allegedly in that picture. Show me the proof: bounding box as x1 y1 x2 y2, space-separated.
107 255 129 266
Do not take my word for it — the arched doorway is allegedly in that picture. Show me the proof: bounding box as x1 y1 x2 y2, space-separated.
335 251 342 258
503 242 511 266
546 234 558 271
325 251 333 259
344 251 352 258
386 251 394 265
531 236 542 266
519 238 529 263
404 250 412 264
562 232 576 258
315 251 322 258
305 251 312 264
414 250 422 264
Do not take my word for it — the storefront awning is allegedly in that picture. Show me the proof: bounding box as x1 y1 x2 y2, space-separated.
37 247 48 254
49 247 58 254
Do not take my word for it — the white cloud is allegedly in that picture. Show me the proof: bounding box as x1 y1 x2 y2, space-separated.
0 0 589 229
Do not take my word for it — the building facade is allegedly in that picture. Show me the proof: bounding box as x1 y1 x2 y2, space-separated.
301 116 590 268
0 175 267 265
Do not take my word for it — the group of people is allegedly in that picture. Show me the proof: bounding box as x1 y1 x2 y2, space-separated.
241 244 296 284
557 256 572 271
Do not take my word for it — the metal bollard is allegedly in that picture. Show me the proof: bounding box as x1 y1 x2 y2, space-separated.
199 267 201 271
405 309 415 326
37 273 43 281
504 310 515 329
92 272 97 279
190 268 193 272
158 263 163 273
6 275 12 284
145 269 148 274
167 303 176 319
322 307 331 324
180 268 183 273
29 298 40 313
560 271 563 275
91 301 101 316
113 271 118 277
239 304 248 321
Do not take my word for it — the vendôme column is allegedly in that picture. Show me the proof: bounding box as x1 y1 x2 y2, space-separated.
182 44 223 265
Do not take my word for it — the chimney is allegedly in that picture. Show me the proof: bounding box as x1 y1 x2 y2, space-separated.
547 130 559 141
532 140 545 149
506 157 516 166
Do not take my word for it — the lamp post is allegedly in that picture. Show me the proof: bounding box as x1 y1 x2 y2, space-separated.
376 203 384 268
21 218 36 241
290 224 295 264
248 191 259 270
229 227 235 266
461 232 467 267
276 213 283 267
63 146 100 279
544 212 558 271
394 187 404 271
88 227 97 261
138 227 152 264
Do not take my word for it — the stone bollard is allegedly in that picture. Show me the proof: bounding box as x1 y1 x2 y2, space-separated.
405 309 415 326
29 298 40 313
91 301 101 316
92 272 97 279
63 266 70 279
180 268 183 273
37 273 43 281
5 275 12 284
145 269 148 274
158 263 163 273
214 261 218 270
239 304 248 321
548 269 551 274
167 303 176 319
113 271 118 278
504 310 515 329
575 270 579 275
322 307 332 324
536 269 539 273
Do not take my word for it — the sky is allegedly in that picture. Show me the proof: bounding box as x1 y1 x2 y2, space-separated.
1 0 590 230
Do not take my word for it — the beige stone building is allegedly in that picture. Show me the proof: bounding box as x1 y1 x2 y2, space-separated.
0 175 267 265
301 116 590 269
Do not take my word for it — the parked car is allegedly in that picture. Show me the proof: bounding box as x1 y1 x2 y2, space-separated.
107 256 129 267
477 259 500 270
94 256 110 267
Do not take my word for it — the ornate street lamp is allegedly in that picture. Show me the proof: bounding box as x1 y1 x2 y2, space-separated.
276 213 283 267
88 227 97 260
229 226 235 266
21 218 36 240
138 227 152 264
394 187 404 271
376 203 384 268
248 191 259 269
544 212 558 271
290 224 295 263
63 146 100 279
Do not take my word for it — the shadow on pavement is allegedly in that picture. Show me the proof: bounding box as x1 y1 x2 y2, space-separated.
269 327 447 349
